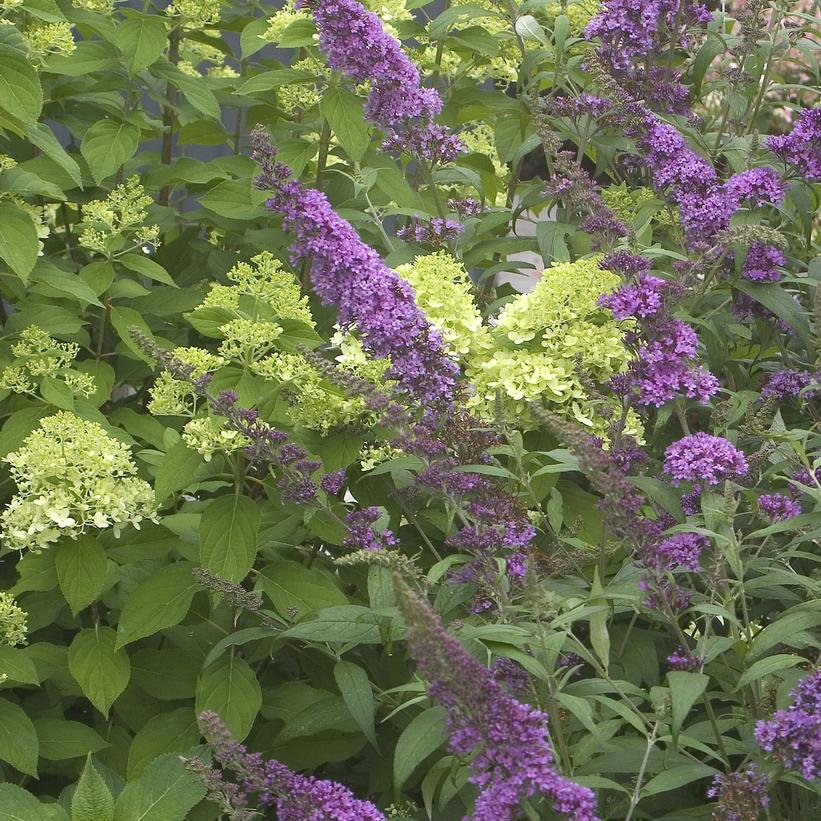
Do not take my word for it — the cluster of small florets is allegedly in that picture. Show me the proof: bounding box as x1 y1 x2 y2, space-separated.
276 56 326 112
217 319 283 364
757 492 801 522
0 325 95 399
663 433 748 486
148 348 226 416
707 766 770 821
166 0 221 27
760 368 818 401
466 258 638 435
766 108 821 182
71 0 115 12
178 36 238 78
0 592 27 647
78 176 160 255
755 668 821 781
25 22 76 56
182 417 251 462
601 182 673 228
0 412 157 552
546 0 600 35
394 252 484 357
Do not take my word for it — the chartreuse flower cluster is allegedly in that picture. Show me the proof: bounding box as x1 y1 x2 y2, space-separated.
148 347 226 417
464 257 641 436
0 591 27 647
0 325 95 399
0 412 157 553
601 182 674 228
166 0 222 28
78 176 160 256
545 0 600 35
394 251 486 357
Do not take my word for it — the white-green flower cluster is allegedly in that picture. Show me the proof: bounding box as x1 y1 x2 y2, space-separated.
464 257 642 436
395 252 485 357
182 417 250 462
78 176 160 255
148 347 226 417
166 0 221 28
1 412 157 553
0 326 95 399
0 592 27 647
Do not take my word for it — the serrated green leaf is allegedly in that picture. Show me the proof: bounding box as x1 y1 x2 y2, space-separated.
0 46 43 123
153 440 204 502
257 561 347 618
126 709 199 779
199 495 260 584
119 254 177 287
0 202 39 282
195 655 262 742
115 754 206 821
116 562 198 647
0 699 38 776
55 535 108 615
68 627 130 717
113 14 167 74
81 120 140 185
35 719 109 761
71 755 115 821
0 784 48 820
668 671 709 739
320 87 370 161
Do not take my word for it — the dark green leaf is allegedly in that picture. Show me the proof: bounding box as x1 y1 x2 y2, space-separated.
68 627 130 717
199 495 260 584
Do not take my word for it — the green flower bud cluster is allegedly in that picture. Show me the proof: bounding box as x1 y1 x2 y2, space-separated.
26 22 76 56
166 0 221 28
179 36 237 79
182 417 250 462
395 251 486 357
0 326 95 399
0 592 27 647
464 257 640 435
545 0 600 36
78 176 160 256
1 412 157 553
601 182 674 229
148 347 226 417
71 0 114 11
217 319 283 364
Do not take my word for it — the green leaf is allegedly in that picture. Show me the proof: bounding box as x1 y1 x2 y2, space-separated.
0 699 39 776
119 254 177 287
320 87 370 161
283 605 386 645
113 14 168 74
109 305 155 363
68 627 131 717
42 41 117 76
35 719 109 761
536 221 573 264
393 707 448 791
114 754 206 821
199 495 260 584
0 784 48 820
641 763 716 798
116 562 199 647
334 660 378 749
0 646 39 684
150 59 221 120
126 709 199 779
735 654 806 692
31 262 103 306
236 68 315 95
72 755 115 821
749 609 821 659
154 440 204 502
0 46 43 123
195 655 262 742
588 567 610 674
199 180 266 219
55 534 108 615
668 671 709 739
735 280 811 350
0 202 39 282
81 120 140 185
257 561 347 618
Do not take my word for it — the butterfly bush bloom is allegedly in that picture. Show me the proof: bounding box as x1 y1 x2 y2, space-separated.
0 412 157 553
395 578 599 821
707 766 770 821
664 433 748 486
641 531 708 572
758 492 801 522
755 668 821 781
761 369 818 401
766 108 821 182
252 128 459 404
197 710 385 820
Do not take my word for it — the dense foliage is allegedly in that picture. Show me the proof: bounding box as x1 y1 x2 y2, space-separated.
0 0 819 819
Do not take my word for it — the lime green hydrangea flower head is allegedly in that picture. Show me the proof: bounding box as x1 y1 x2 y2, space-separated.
0 592 27 647
202 252 314 327
545 0 600 36
262 3 313 44
394 252 486 357
217 318 283 364
26 22 76 56
1 326 96 399
182 417 251 462
167 0 221 28
465 257 637 434
601 182 674 229
148 347 225 417
71 0 115 11
1 412 157 553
